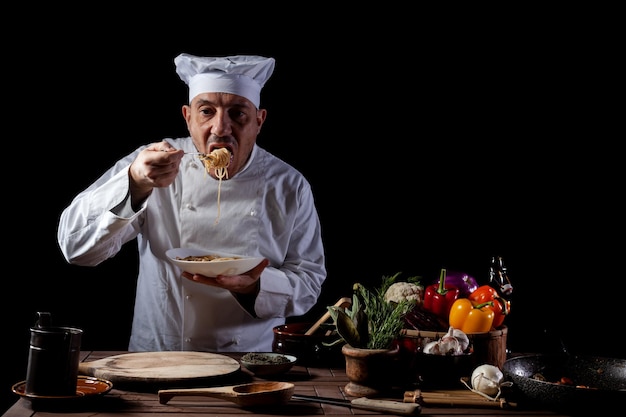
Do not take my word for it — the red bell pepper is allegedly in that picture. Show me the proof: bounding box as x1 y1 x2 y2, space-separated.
422 268 460 321
468 285 510 329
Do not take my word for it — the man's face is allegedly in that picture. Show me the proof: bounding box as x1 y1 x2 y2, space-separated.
183 92 266 178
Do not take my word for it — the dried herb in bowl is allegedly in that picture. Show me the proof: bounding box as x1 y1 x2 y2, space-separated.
240 352 297 377
241 352 291 365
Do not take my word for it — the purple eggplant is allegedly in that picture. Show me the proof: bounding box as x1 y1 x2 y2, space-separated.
431 270 478 298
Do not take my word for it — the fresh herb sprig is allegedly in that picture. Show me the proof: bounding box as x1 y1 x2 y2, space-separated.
327 273 416 349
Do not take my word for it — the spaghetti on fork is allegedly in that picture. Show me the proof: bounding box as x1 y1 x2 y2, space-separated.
199 147 231 177
198 148 231 224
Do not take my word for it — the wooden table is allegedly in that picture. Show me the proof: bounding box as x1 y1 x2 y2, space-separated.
3 351 571 417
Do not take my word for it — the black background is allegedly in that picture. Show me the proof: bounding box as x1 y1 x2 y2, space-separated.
2 7 621 413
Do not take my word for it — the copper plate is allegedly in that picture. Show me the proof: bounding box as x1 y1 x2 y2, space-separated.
12 375 113 400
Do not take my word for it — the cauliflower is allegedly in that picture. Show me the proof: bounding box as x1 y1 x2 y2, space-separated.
384 281 424 306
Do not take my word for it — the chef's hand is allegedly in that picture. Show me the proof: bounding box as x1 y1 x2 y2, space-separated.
182 258 270 294
129 141 184 209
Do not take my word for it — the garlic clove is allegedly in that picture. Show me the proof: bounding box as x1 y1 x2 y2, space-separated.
422 341 439 354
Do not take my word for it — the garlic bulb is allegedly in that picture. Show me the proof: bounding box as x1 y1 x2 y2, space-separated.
422 327 469 356
470 364 504 396
451 328 470 351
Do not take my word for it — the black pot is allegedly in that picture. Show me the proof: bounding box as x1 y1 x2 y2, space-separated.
502 353 626 414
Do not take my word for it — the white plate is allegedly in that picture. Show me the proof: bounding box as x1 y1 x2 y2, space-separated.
166 248 264 277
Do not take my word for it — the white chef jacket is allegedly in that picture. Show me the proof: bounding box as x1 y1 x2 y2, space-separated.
57 138 326 352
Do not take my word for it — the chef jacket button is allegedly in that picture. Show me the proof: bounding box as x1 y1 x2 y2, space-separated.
185 337 191 343
185 294 192 300
185 203 195 210
250 209 257 216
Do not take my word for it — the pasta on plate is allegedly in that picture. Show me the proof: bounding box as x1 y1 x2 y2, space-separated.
176 255 241 262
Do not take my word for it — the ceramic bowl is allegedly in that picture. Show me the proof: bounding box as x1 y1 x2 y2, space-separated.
272 322 345 367
166 248 264 277
239 352 297 377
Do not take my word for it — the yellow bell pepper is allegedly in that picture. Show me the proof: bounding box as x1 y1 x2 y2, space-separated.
448 298 495 333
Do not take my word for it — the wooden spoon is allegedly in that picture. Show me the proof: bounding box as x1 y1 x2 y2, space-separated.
305 296 351 335
158 381 294 407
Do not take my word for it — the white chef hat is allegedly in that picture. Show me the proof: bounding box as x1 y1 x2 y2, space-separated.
174 53 275 108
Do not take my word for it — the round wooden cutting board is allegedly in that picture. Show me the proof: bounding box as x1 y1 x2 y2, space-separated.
78 351 241 388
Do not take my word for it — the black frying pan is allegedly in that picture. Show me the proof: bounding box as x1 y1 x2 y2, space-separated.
502 353 626 414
